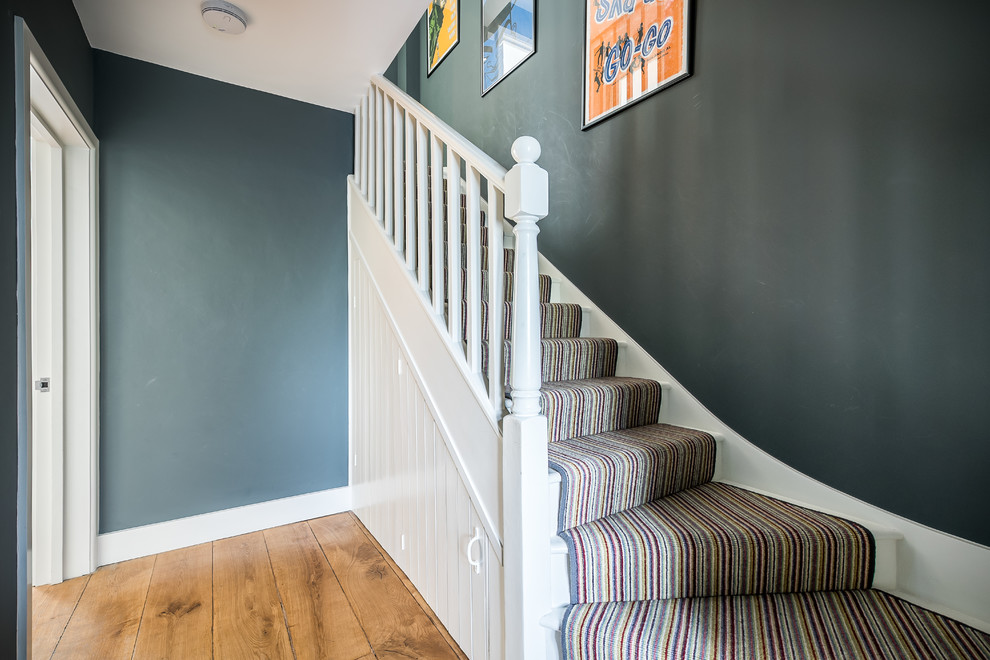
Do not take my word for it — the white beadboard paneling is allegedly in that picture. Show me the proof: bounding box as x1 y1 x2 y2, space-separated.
350 187 506 657
414 392 430 598
424 420 438 608
489 545 504 659
456 477 472 652
471 508 489 660
435 439 450 627
350 181 503 553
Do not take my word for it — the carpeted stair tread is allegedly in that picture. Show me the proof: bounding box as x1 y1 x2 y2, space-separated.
561 481 875 603
549 424 716 532
483 337 619 388
561 590 990 660
453 302 582 343
541 377 663 444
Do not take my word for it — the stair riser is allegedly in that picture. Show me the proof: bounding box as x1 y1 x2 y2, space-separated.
549 426 716 532
542 380 662 444
459 271 552 304
461 302 583 343
551 537 892 609
482 339 619 388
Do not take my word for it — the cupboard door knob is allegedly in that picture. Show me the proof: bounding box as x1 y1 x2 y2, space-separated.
465 527 482 574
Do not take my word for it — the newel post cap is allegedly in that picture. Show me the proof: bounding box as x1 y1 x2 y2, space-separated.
505 136 549 221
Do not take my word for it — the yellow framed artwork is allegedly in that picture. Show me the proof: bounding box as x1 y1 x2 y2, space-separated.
428 0 460 76
583 0 691 128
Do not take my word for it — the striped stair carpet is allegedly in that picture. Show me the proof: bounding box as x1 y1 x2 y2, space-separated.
560 482 875 603
484 337 619 388
439 191 990 659
561 590 990 660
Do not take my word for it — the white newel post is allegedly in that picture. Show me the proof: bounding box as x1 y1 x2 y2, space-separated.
503 136 551 660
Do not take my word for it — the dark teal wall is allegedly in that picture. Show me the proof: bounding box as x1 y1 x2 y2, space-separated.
390 0 990 545
95 52 352 533
1 1 93 654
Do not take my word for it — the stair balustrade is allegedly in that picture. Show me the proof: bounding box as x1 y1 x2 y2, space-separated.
351 76 990 659
354 75 551 659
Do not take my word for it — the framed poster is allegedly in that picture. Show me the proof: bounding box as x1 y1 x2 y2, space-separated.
583 0 691 128
428 0 460 76
482 0 536 95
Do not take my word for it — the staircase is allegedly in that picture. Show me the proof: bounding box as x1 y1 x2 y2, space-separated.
351 74 990 659
545 427 990 658
442 177 990 659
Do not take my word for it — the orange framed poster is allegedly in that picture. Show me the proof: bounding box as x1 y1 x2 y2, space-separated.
583 0 691 128
428 0 460 76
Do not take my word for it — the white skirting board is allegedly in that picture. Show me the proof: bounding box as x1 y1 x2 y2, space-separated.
97 487 352 566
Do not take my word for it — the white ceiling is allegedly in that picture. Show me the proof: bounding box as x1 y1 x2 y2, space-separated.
72 0 429 113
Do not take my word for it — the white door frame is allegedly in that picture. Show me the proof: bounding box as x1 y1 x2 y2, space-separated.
14 15 100 608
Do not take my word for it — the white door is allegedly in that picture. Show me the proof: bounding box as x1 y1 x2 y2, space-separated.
30 116 66 587
23 44 100 586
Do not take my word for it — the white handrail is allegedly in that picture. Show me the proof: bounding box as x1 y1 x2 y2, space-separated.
355 75 515 420
369 75 509 185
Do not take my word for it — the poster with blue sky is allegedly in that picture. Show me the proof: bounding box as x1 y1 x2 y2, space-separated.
482 0 536 94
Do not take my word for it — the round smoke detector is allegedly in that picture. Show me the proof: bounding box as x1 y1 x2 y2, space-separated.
202 1 247 35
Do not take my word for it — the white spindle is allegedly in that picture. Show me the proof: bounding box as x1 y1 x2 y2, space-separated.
393 103 404 251
383 96 393 234
375 88 384 219
502 136 550 660
416 123 429 290
430 135 444 315
465 166 482 374
361 95 369 196
355 101 362 189
446 149 463 353
487 182 505 415
367 91 375 206
404 111 415 271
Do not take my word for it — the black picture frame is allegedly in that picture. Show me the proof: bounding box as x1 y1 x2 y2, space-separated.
482 0 537 96
582 0 692 129
427 0 460 77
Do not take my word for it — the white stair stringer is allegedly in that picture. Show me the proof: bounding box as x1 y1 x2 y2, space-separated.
540 607 567 660
536 251 990 654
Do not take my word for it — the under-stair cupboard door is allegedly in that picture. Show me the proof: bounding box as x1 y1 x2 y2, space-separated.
349 249 504 659
469 507 491 660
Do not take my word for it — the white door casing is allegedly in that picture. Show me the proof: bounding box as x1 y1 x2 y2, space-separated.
16 19 101 596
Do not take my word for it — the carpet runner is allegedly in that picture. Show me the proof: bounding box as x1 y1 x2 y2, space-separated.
561 591 990 660
560 482 875 602
440 189 990 659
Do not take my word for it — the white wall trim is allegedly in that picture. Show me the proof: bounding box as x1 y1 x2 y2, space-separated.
97 487 353 566
17 18 102 587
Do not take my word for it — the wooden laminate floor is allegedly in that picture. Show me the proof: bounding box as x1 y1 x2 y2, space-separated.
33 512 467 660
